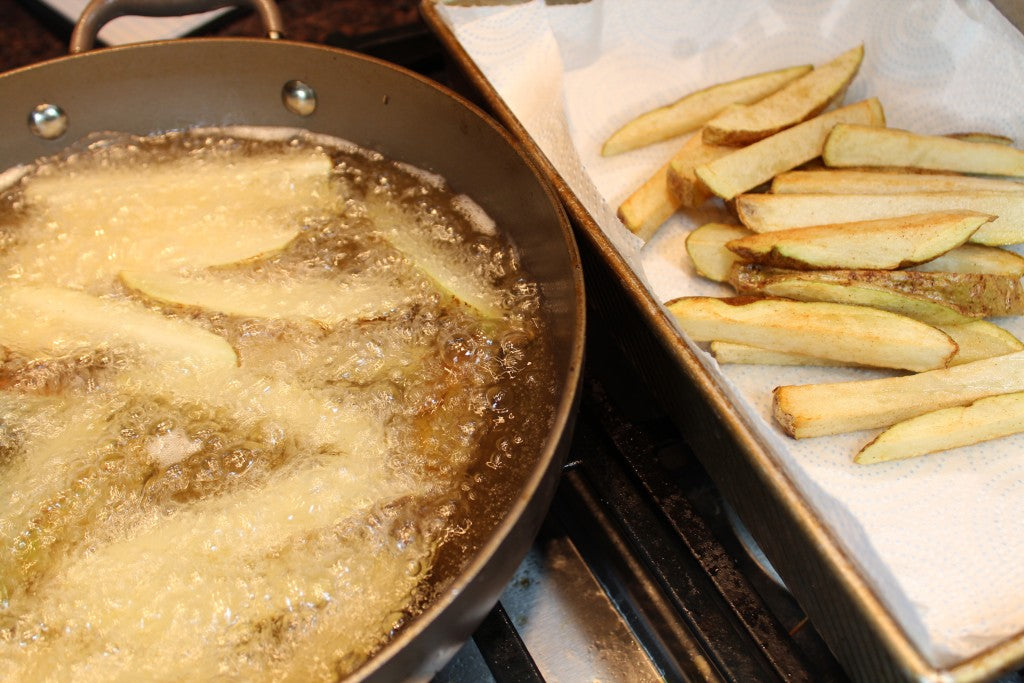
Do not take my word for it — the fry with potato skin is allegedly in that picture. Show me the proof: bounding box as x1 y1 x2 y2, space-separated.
729 263 1024 320
770 169 1024 195
710 341 858 367
602 64 812 156
937 321 1023 366
947 132 1014 146
616 162 678 240
729 265 969 323
912 243 1024 277
724 211 990 271
695 98 885 200
734 191 1024 245
823 123 1024 177
702 45 865 146
665 133 735 207
0 286 239 369
855 391 1024 464
712 320 1022 368
773 350 1024 438
617 130 732 239
685 223 752 282
666 296 957 372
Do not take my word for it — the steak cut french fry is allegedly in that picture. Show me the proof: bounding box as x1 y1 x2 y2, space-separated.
712 321 1024 368
734 191 1024 245
728 264 973 324
911 243 1024 277
938 321 1024 366
601 64 812 156
685 223 752 281
713 320 1022 368
770 169 1024 195
695 99 884 200
728 263 1024 320
947 132 1014 146
854 391 1024 464
666 134 736 207
119 270 405 325
702 45 865 146
618 130 733 239
724 210 989 270
710 341 857 367
823 123 1024 177
665 296 956 371
615 166 675 241
772 350 1024 438
0 285 239 369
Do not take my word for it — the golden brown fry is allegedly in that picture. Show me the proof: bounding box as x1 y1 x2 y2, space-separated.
602 64 812 156
855 391 1024 464
685 223 752 282
710 341 857 367
666 134 735 207
734 191 1024 245
911 243 1024 277
714 320 1022 368
724 211 989 270
729 263 1024 320
617 131 732 239
823 124 1024 177
695 99 884 200
772 350 1024 438
666 296 956 372
702 45 865 146
939 321 1024 366
771 169 1024 194
616 163 677 240
947 132 1014 145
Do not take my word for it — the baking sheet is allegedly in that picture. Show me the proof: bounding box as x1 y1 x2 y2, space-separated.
434 0 1024 669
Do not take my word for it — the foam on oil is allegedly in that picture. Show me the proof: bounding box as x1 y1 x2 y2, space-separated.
0 129 556 680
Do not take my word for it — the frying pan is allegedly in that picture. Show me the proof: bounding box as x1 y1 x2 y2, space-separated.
0 0 585 679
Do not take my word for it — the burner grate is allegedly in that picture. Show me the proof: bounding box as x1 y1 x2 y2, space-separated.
436 323 850 682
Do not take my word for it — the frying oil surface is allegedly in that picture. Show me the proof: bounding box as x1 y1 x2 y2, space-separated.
0 129 555 680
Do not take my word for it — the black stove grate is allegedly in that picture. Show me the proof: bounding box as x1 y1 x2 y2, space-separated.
540 325 849 681
470 602 545 683
5 6 1020 681
434 320 852 683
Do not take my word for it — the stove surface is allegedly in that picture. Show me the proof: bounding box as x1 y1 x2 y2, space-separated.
4 3 1023 681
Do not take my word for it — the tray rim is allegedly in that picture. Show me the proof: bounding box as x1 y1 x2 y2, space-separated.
420 1 1024 680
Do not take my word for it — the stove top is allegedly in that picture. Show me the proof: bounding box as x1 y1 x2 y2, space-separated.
432 317 849 682
5 4 1022 680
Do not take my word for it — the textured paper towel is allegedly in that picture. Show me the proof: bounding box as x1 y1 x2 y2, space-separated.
438 0 1024 667
41 0 227 46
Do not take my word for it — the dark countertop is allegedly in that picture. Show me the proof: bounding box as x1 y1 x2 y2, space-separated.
2 0 421 73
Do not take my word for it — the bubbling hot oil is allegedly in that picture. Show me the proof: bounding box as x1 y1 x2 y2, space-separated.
0 129 557 680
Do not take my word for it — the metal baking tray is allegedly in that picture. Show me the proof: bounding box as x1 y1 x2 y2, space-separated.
421 1 1024 680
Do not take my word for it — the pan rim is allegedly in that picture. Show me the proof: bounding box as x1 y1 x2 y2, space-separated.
0 35 586 682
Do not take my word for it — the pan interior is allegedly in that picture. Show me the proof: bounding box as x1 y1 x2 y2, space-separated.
0 126 562 680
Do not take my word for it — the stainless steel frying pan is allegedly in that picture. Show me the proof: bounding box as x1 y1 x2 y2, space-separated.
0 1 585 679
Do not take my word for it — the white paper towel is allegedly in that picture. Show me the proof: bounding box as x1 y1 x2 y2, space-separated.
40 0 227 46
438 0 1024 668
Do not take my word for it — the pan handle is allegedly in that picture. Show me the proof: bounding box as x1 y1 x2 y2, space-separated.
69 0 285 54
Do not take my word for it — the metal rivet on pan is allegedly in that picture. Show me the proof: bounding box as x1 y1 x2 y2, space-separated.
282 80 317 116
28 103 68 140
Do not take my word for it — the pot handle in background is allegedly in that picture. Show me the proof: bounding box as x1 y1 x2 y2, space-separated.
69 0 285 54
